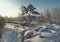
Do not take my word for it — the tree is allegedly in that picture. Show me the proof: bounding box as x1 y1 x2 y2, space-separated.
52 8 60 25
0 16 6 38
27 4 36 14
20 4 40 24
44 9 52 24
20 5 28 15
36 14 44 24
27 4 40 23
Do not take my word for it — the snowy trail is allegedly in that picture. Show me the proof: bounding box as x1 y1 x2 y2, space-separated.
1 29 19 42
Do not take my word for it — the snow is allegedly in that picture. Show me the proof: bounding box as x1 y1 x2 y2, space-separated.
31 24 60 42
0 23 60 42
1 29 18 42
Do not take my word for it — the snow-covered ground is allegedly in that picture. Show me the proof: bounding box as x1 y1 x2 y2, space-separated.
0 23 60 42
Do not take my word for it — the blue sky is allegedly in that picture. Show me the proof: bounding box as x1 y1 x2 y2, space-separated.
15 0 60 12
0 0 60 17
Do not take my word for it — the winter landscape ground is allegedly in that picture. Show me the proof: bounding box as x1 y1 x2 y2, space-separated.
0 23 60 42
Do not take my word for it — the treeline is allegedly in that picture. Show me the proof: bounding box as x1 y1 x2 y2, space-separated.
37 8 60 25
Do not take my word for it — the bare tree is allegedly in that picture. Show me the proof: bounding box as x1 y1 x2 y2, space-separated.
51 8 60 25
44 9 52 24
36 13 44 24
0 16 6 38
